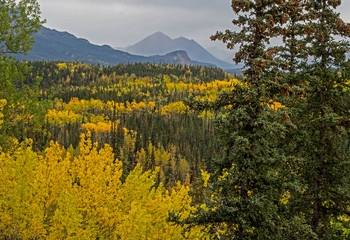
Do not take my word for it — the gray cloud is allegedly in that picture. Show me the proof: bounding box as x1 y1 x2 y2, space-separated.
37 0 350 50
49 0 229 11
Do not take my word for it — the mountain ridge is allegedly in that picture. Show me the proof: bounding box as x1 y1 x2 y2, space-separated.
126 32 234 69
15 26 214 67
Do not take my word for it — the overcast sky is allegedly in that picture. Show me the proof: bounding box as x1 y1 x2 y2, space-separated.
36 0 350 49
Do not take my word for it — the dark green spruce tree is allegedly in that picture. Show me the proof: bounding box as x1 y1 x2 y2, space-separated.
170 0 312 239
278 0 309 79
287 0 350 238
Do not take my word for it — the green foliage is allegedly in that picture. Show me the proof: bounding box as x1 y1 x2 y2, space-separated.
287 1 350 238
176 1 308 239
0 0 46 149
278 0 309 77
175 0 350 239
211 0 283 80
0 0 44 55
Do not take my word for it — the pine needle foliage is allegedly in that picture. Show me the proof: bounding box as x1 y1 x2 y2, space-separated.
172 0 350 239
171 0 311 239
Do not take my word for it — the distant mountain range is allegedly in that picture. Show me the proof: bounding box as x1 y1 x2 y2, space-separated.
14 26 242 72
15 26 215 67
126 32 234 69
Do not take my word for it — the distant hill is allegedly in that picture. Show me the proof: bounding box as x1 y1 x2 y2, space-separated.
15 26 212 67
150 50 214 67
126 32 235 69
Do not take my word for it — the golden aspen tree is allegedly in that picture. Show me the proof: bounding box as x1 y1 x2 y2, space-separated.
0 99 6 130
115 165 205 240
34 141 88 239
0 140 45 239
0 133 203 239
71 132 123 239
46 191 88 240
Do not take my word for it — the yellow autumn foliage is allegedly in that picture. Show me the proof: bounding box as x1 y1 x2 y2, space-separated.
0 99 6 129
161 101 189 115
166 79 241 95
57 62 67 69
201 169 210 188
65 98 104 112
45 78 244 126
82 121 112 132
125 100 147 112
0 134 204 239
106 100 126 112
148 101 156 109
0 139 46 239
46 109 82 125
268 101 286 110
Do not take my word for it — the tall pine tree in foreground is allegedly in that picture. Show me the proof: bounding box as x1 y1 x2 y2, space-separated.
278 0 309 79
288 0 350 238
171 0 350 239
171 0 311 239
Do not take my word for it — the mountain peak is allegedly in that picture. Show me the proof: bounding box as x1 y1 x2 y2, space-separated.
126 32 234 69
144 31 172 42
174 36 188 41
126 31 174 57
151 31 170 38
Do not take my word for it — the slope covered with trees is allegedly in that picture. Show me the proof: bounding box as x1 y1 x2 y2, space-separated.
0 0 349 239
0 59 244 238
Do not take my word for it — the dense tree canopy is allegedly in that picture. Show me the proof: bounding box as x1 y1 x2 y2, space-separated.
0 0 349 239
289 0 350 237
173 0 350 239
0 0 45 147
